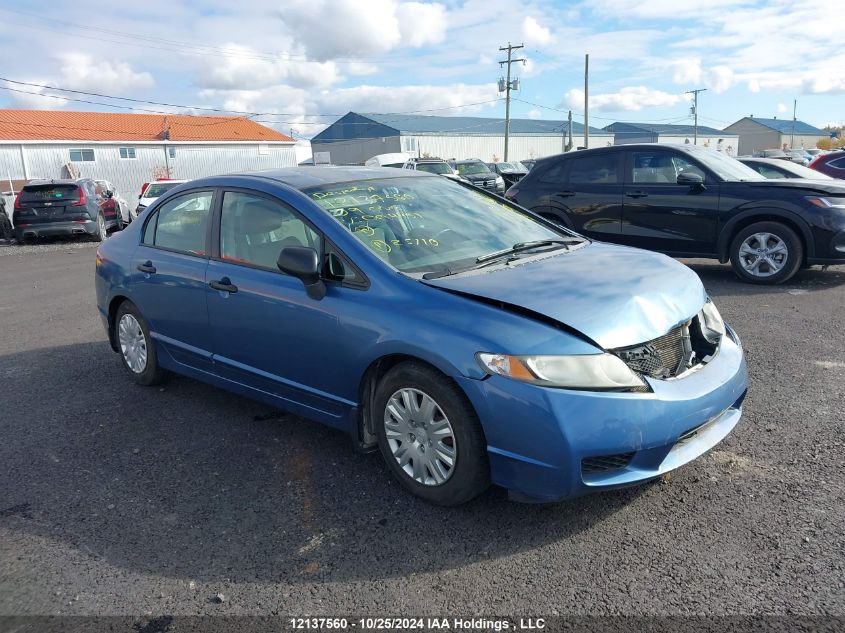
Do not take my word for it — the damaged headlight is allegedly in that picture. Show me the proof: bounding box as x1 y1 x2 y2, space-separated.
699 298 725 345
476 352 647 391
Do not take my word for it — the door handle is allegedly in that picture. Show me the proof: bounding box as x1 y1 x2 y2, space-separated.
625 191 649 198
555 190 576 197
136 261 156 274
209 277 238 293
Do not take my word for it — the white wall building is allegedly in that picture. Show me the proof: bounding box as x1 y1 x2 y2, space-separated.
0 110 297 209
310 112 614 166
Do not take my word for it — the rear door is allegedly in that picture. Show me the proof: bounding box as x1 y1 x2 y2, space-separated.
621 148 720 255
531 151 625 241
129 189 215 370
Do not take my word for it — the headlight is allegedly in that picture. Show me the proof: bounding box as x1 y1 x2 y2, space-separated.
806 196 845 210
476 352 647 391
699 298 725 344
495 176 505 185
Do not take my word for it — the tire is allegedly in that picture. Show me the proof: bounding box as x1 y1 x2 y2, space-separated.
374 362 489 505
729 221 803 284
92 213 107 242
113 301 168 386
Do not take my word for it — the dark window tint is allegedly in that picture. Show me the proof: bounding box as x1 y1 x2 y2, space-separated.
323 241 362 285
537 161 566 184
20 184 80 203
829 157 845 169
148 191 213 255
220 191 319 271
569 154 618 184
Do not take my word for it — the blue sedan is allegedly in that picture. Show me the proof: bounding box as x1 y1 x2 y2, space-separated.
94 168 747 505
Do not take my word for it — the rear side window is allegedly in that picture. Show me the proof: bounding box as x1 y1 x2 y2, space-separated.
829 157 845 169
537 161 566 184
569 154 618 184
143 191 213 256
20 185 80 203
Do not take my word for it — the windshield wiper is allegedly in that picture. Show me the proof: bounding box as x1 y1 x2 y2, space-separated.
475 239 575 264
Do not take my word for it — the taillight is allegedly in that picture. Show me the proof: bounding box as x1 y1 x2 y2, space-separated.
139 182 150 197
72 186 87 207
13 190 23 209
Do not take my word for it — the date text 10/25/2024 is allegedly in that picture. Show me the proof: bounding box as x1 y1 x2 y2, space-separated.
290 617 547 631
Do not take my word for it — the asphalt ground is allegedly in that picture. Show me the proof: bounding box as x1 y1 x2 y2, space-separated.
0 240 843 619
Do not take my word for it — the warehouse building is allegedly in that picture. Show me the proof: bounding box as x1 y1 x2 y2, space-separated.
603 122 739 154
0 110 296 209
310 112 614 166
722 116 828 155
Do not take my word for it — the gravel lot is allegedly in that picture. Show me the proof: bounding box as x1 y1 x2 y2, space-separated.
0 241 843 618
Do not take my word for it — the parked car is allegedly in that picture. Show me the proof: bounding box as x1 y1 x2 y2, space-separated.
13 178 120 242
785 149 811 166
364 153 414 168
520 159 537 171
753 149 790 160
95 179 132 224
485 161 529 188
135 179 188 217
401 157 463 181
454 159 505 194
805 149 825 159
95 167 747 505
506 144 845 284
738 157 833 180
809 150 845 179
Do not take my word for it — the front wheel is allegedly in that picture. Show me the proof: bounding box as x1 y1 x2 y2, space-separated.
114 301 168 386
374 362 489 506
729 221 803 284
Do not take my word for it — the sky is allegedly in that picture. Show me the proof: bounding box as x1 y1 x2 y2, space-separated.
0 0 842 140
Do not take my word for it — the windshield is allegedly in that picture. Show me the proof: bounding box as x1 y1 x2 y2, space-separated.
143 182 182 198
415 162 453 175
305 177 567 274
697 151 766 181
497 162 527 172
456 162 491 175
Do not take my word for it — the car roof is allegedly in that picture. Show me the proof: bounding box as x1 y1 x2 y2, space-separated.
738 157 788 164
234 166 435 190
24 179 84 187
455 158 483 163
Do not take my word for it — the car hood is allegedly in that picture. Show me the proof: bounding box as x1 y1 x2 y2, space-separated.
461 172 495 180
422 242 706 350
740 178 845 195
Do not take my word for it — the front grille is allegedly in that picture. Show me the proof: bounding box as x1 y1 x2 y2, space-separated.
582 452 635 475
615 324 689 379
481 179 496 188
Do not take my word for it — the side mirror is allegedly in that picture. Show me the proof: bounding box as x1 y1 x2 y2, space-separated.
677 172 704 187
105 190 114 198
277 246 326 300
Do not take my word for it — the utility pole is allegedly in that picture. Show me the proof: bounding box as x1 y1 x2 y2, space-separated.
791 99 797 149
567 110 573 151
498 42 525 161
584 54 589 148
685 88 707 145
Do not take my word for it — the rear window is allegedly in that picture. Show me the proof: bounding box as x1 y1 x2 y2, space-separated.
143 182 182 198
20 185 80 203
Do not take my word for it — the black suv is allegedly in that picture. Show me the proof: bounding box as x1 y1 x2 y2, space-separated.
507 144 845 284
455 159 505 194
12 179 121 243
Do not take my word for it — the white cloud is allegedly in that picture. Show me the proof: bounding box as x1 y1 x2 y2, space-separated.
396 2 448 47
777 103 788 113
3 80 68 109
59 54 154 94
527 109 541 119
194 44 340 90
590 0 754 20
522 16 552 45
565 86 684 112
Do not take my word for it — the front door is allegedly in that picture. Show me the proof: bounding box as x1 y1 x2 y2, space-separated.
205 189 354 427
621 149 720 255
130 189 215 370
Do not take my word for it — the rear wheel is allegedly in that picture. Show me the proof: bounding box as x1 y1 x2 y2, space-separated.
114 301 168 386
729 221 802 284
92 213 107 242
374 362 489 505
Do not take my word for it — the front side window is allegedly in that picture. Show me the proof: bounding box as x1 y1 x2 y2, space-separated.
220 191 319 270
569 154 618 184
69 148 95 162
305 177 565 275
144 191 213 256
631 151 705 183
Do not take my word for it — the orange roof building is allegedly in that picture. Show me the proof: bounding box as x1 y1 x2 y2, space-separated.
0 110 297 204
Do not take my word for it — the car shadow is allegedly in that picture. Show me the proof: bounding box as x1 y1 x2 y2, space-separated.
680 260 845 297
0 342 646 584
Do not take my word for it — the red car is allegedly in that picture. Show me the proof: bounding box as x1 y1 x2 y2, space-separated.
809 150 845 179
